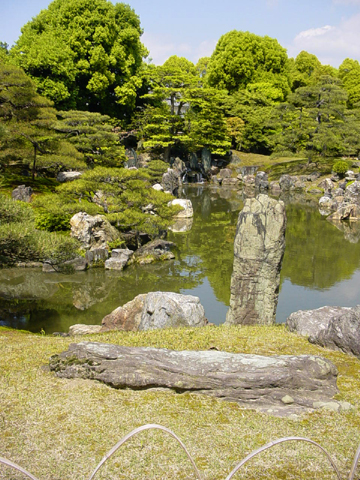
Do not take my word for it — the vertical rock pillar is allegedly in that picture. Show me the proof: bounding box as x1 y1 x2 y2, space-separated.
226 194 286 325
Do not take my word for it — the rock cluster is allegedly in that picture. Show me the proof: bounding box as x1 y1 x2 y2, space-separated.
70 212 120 250
226 194 286 325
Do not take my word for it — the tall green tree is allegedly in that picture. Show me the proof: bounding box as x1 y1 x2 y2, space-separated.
11 0 147 119
339 58 360 108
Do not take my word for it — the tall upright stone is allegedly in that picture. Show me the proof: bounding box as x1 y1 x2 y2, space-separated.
226 194 286 325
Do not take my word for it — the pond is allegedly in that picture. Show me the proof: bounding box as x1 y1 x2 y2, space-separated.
1 185 360 334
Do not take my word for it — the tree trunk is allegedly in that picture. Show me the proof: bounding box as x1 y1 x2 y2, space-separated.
164 144 171 163
32 145 37 180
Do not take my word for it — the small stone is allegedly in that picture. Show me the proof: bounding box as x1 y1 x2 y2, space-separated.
313 401 340 412
68 324 102 336
281 395 294 405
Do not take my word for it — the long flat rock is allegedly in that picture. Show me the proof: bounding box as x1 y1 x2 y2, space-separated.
50 342 339 416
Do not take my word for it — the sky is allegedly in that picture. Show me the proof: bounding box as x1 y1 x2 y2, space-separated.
1 0 360 67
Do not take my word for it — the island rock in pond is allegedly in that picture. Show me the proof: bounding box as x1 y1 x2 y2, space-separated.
226 194 286 325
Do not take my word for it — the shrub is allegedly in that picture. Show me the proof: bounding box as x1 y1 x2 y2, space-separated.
0 194 34 224
332 160 349 176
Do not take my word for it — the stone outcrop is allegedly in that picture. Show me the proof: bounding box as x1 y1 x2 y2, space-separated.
226 194 286 325
70 212 120 250
11 185 33 202
85 248 109 266
139 292 207 330
56 171 82 183
286 305 360 359
162 168 181 195
50 342 339 416
324 181 360 221
255 171 269 190
104 248 133 270
101 291 207 332
279 175 297 191
169 199 194 218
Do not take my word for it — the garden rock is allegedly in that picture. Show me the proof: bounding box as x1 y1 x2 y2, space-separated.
286 305 360 359
162 168 181 195
101 294 147 331
56 171 82 182
139 292 207 330
226 194 286 325
279 175 296 191
11 185 33 203
104 248 133 270
70 212 120 250
50 342 339 417
85 248 109 267
68 324 102 335
219 168 232 179
132 239 175 264
255 171 269 190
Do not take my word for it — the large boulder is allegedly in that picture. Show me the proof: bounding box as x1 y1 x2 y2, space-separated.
56 171 82 183
11 185 33 203
101 291 207 332
286 305 360 359
101 294 147 331
255 171 269 190
50 342 339 416
70 212 120 250
139 292 207 330
169 198 194 218
201 147 212 173
344 180 360 204
226 194 286 325
279 175 296 191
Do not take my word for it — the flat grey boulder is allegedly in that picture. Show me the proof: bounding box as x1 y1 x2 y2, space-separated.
104 248 133 271
101 291 207 332
49 342 339 416
132 239 175 264
139 292 207 330
56 171 82 183
286 305 360 359
11 185 33 202
68 324 102 336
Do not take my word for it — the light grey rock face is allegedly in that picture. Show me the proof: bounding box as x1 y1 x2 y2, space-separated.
104 248 133 271
50 342 339 416
68 324 102 335
189 152 198 170
255 171 269 190
56 171 82 183
219 168 232 179
11 185 33 202
279 175 296 191
152 183 163 191
221 178 240 186
70 212 120 250
327 204 360 221
286 305 360 359
226 194 286 325
243 174 255 186
286 306 351 338
318 178 334 196
344 181 360 204
139 292 208 330
162 168 181 195
101 294 147 331
169 199 193 218
172 157 186 175
308 172 321 182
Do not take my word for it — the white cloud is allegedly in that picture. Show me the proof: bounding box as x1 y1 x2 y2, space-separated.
287 14 360 66
141 33 217 65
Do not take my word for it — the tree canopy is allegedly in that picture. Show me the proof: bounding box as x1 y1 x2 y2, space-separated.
11 0 147 119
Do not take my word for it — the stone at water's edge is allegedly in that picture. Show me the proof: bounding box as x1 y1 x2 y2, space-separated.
226 194 286 325
168 199 193 218
70 212 120 250
49 342 340 416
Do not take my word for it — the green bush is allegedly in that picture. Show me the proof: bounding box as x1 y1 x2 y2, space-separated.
332 160 349 176
0 194 34 224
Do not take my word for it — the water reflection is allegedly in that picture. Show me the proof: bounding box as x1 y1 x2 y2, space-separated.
1 185 360 333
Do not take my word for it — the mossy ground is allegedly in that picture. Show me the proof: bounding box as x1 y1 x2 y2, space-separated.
1 325 360 479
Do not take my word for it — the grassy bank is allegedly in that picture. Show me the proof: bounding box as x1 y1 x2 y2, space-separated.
1 325 360 479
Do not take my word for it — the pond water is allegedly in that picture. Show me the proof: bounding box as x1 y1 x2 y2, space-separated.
1 185 360 334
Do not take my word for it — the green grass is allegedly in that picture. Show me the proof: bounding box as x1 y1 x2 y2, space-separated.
0 172 59 195
1 325 360 479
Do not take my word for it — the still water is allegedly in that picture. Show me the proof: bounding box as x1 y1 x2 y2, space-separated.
1 185 360 333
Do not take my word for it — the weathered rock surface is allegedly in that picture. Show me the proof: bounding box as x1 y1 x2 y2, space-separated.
49 342 339 416
219 168 232 179
101 294 147 331
70 212 120 250
287 305 360 359
85 248 109 267
11 185 33 202
56 171 82 183
279 175 296 191
104 248 133 270
132 239 175 264
221 177 239 186
162 168 181 195
255 171 269 190
139 292 207 330
152 183 163 191
201 147 212 173
169 198 193 218
101 291 207 332
68 324 102 335
226 194 286 325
